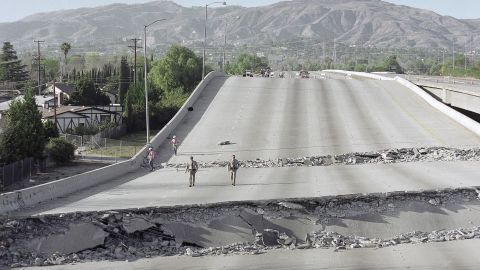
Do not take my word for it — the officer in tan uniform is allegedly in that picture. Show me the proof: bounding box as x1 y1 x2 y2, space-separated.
185 156 198 187
227 154 240 186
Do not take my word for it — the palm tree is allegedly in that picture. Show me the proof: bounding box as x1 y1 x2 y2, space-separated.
60 42 71 78
60 42 71 62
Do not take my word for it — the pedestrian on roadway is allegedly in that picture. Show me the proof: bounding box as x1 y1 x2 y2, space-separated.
147 146 156 171
171 135 179 156
227 154 240 186
185 156 198 187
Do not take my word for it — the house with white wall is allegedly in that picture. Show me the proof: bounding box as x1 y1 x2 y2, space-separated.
41 106 123 133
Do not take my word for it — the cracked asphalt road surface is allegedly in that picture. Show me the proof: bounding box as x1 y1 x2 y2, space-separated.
19 240 480 270
7 75 480 269
21 76 480 216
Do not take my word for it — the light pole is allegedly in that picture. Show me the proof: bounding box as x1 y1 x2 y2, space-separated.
144 19 166 144
203 1 227 79
223 15 240 72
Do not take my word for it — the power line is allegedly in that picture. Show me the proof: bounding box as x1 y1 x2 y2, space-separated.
128 38 143 86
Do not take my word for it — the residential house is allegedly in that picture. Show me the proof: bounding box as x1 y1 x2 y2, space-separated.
0 95 57 133
45 83 75 104
0 94 56 120
0 89 124 135
42 105 123 133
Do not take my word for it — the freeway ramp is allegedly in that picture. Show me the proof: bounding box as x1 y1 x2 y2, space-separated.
23 76 480 215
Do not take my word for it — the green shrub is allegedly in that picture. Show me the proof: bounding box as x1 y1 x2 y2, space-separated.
73 125 98 136
43 121 59 138
46 138 75 164
98 121 117 131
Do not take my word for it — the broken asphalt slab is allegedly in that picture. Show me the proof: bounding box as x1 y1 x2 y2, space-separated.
24 223 108 255
2 186 480 268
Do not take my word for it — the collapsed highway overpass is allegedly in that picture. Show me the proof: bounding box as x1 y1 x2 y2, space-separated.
2 72 480 269
15 73 480 215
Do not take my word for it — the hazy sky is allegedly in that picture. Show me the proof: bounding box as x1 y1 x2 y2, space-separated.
1 0 479 23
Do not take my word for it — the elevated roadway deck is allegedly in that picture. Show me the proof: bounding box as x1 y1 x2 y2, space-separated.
21 75 480 215
389 75 480 115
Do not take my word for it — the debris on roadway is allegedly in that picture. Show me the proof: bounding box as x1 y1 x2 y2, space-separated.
165 147 480 169
1 187 480 268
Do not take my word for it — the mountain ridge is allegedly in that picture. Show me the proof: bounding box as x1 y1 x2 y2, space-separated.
0 0 478 49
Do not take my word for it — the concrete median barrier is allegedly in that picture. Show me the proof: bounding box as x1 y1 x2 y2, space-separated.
323 70 395 81
131 71 225 163
0 71 226 215
0 161 134 214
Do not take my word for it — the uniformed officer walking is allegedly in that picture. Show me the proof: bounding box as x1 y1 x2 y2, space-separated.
227 154 240 186
147 147 156 171
171 135 179 156
185 156 198 187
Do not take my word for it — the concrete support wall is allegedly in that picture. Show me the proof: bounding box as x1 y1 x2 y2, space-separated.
417 82 480 114
0 71 225 214
323 70 480 137
130 71 224 164
394 77 480 137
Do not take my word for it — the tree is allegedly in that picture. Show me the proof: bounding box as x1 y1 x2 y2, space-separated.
149 45 202 93
381 55 403 73
68 77 111 106
119 56 130 104
46 137 75 165
85 52 101 70
0 86 46 163
0 42 29 85
225 53 269 75
60 42 72 78
124 82 146 131
42 58 60 81
60 42 71 65
43 120 59 139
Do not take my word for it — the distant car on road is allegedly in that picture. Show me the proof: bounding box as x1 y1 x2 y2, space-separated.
299 70 310 78
243 70 253 77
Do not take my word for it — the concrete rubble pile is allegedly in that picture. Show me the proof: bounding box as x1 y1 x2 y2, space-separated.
309 227 480 251
1 187 479 268
165 147 480 169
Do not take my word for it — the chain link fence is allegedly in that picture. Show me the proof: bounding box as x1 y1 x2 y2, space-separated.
62 134 144 162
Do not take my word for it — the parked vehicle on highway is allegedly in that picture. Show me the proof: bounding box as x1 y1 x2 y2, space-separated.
243 70 253 77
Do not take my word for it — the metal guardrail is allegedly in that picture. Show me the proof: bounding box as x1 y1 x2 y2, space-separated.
415 82 480 98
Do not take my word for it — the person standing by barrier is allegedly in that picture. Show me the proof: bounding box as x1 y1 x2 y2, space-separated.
147 147 156 171
185 156 198 187
227 154 240 186
171 135 179 156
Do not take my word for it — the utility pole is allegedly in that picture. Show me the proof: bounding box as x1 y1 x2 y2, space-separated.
223 19 227 72
472 35 476 67
333 38 337 68
128 38 142 86
452 39 455 70
464 39 467 72
34 40 44 95
442 49 445 67
53 79 57 127
323 41 326 65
